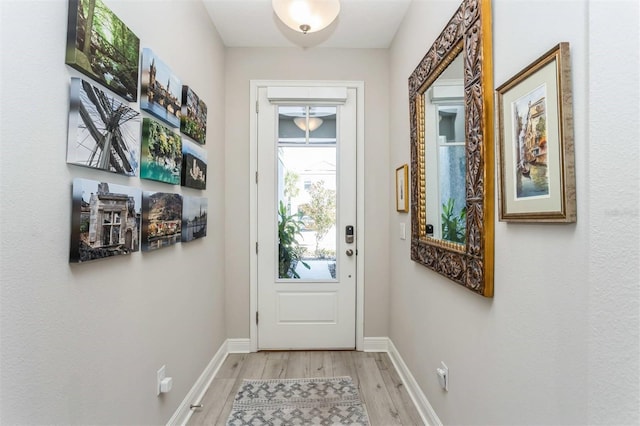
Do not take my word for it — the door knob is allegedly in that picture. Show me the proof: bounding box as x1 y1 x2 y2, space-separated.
346 249 354 256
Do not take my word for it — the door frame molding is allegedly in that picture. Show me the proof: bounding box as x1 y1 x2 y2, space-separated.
249 80 365 352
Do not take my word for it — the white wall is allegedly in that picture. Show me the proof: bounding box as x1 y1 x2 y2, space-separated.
389 0 639 424
224 48 390 339
0 0 226 423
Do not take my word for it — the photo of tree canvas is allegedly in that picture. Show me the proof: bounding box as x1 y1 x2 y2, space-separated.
140 118 182 185
67 78 140 176
182 196 207 243
70 178 141 263
65 0 140 102
141 191 183 251
140 48 181 128
180 86 207 144
181 138 207 189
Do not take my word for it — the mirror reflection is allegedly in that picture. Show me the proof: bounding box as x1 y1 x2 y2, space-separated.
423 53 466 244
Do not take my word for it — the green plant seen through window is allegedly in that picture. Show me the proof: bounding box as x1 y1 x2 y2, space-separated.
441 197 466 244
277 201 310 279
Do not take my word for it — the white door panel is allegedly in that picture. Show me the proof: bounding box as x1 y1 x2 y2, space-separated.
256 85 357 350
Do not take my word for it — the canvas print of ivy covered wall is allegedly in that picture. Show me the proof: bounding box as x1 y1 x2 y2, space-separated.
140 118 182 185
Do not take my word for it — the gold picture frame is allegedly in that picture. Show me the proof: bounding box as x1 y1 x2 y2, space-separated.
496 42 576 222
409 0 494 297
396 164 409 212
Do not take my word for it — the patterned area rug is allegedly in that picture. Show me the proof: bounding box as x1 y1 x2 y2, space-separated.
227 376 370 425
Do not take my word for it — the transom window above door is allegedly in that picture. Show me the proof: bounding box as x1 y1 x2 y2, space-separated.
278 106 337 145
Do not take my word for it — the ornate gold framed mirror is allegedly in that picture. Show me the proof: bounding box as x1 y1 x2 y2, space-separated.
408 0 494 297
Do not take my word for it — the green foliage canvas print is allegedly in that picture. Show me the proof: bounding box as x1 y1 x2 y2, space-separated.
65 0 140 102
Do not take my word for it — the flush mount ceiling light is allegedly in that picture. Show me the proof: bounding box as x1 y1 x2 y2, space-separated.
272 0 341 34
294 116 324 132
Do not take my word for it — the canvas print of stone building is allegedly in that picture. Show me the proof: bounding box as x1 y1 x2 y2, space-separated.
65 0 140 102
70 178 141 263
140 48 181 128
141 191 183 251
180 86 207 144
181 138 207 189
182 196 207 243
67 78 140 176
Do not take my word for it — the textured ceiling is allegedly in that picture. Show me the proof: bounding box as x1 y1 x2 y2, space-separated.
202 0 412 48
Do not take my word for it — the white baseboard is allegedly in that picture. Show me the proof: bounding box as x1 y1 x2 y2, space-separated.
167 340 230 426
363 336 390 352
386 339 442 426
227 338 251 353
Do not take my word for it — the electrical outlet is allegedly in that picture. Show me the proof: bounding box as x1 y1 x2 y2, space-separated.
436 361 448 391
157 365 166 396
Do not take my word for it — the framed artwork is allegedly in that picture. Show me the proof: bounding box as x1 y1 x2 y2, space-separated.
181 86 208 144
140 48 182 128
496 42 576 222
181 139 207 189
67 78 140 176
141 191 183 251
70 178 141 263
140 118 182 185
182 196 208 243
396 164 409 212
65 0 140 102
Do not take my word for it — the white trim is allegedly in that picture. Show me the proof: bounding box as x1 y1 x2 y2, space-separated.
266 86 348 103
167 340 229 426
387 339 443 426
227 338 251 353
249 80 365 352
354 82 365 352
362 337 390 352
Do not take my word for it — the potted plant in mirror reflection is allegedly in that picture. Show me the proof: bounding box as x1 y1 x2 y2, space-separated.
278 201 310 279
441 198 466 244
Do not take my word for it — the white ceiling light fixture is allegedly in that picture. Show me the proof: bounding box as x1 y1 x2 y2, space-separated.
294 116 324 132
272 0 341 34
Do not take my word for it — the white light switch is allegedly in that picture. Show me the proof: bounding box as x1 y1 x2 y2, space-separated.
400 223 406 240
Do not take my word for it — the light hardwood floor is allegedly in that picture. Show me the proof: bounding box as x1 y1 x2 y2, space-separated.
187 351 424 425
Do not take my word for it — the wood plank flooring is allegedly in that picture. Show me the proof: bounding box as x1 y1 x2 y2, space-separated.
187 351 423 426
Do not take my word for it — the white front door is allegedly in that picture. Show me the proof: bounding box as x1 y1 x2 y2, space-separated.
255 84 358 349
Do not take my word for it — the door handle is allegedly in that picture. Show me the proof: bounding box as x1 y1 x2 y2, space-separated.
346 249 354 256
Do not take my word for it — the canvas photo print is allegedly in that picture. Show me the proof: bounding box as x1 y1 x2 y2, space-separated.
67 78 140 176
182 196 207 243
181 138 207 189
140 118 182 185
141 191 183 251
66 0 140 102
70 178 141 263
180 86 207 144
140 48 181 128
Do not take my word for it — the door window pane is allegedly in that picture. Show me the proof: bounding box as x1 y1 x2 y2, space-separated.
277 105 337 280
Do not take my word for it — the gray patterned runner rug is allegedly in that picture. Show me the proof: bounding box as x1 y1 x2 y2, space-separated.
226 376 370 425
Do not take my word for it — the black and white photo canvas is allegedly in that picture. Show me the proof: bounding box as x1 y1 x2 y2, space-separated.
182 196 207 243
181 138 207 189
67 78 140 176
70 178 141 263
